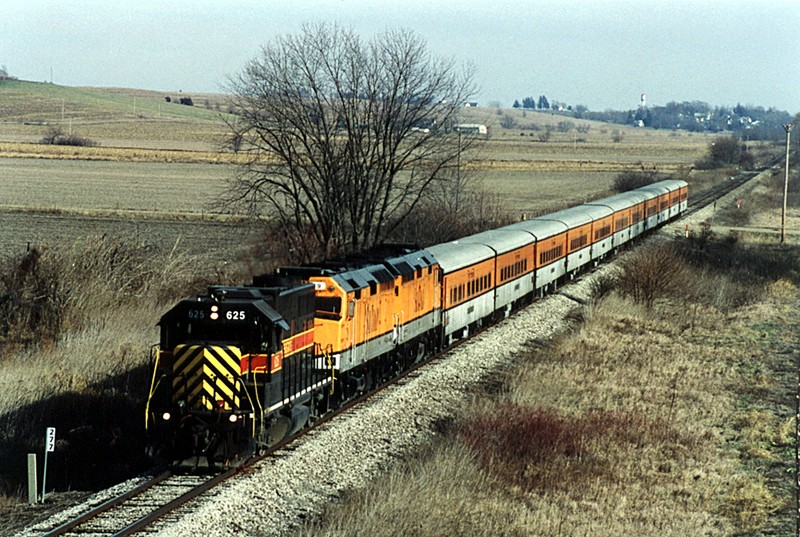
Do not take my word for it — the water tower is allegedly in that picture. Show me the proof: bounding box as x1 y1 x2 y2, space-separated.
640 93 647 108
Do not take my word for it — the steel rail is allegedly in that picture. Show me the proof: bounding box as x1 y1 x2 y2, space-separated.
41 471 172 537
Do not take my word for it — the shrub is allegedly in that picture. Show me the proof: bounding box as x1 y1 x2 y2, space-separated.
39 126 97 147
612 168 660 192
39 126 63 145
588 271 617 303
0 247 62 348
695 135 752 170
499 115 516 129
676 231 800 310
458 404 669 493
556 120 574 133
0 235 198 350
615 242 689 308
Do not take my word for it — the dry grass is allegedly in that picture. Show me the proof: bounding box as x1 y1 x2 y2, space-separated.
0 81 791 529
0 301 160 495
300 443 535 537
0 234 244 499
302 240 799 535
0 141 244 164
0 235 204 347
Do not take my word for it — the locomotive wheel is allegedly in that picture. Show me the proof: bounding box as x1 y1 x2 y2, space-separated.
267 416 292 446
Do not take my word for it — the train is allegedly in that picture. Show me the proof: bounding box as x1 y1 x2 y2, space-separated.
144 179 688 469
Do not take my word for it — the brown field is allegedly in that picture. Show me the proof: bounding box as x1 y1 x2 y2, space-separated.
0 157 258 264
0 157 233 214
0 106 729 261
0 83 757 248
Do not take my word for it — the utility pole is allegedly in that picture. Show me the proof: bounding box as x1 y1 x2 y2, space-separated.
782 123 793 243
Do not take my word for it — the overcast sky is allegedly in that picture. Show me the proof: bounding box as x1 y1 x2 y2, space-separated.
2 0 798 113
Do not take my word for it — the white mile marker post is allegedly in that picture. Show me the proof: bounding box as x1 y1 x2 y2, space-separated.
42 427 55 503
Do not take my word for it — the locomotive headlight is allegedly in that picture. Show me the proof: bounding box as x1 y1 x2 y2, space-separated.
210 305 219 320
229 414 238 423
162 412 171 421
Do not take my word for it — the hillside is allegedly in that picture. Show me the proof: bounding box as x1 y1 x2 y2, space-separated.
0 80 231 151
0 80 727 168
0 80 225 122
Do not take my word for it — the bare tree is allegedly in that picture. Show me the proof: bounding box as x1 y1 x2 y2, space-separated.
390 166 511 245
223 24 477 262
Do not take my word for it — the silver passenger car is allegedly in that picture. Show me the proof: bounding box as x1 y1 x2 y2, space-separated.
457 228 535 317
427 240 495 343
533 206 594 274
584 190 645 247
503 217 567 293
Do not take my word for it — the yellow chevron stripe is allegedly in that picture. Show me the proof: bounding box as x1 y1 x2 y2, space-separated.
182 368 237 400
179 370 240 410
174 345 202 371
211 345 241 371
171 345 242 410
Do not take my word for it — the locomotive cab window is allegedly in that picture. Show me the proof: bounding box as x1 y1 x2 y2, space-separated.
316 296 342 320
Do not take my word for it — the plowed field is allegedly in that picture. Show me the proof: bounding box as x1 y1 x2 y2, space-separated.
0 157 259 263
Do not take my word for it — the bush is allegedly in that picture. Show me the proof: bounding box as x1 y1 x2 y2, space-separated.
458 404 670 493
615 242 689 308
499 115 516 129
0 247 62 348
676 231 800 310
39 126 97 147
612 168 660 192
695 135 752 170
0 235 198 350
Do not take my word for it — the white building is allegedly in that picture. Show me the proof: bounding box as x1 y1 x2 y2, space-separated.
454 123 488 135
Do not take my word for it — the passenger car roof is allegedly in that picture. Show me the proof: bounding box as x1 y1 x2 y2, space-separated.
456 228 534 254
427 241 495 273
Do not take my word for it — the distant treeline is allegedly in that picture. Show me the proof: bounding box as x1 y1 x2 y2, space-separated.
513 96 794 141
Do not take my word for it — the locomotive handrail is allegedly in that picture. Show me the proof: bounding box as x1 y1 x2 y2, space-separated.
144 345 162 431
237 377 257 438
251 363 264 439
326 348 336 395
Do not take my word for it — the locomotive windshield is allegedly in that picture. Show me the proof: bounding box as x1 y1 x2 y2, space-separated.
315 296 342 320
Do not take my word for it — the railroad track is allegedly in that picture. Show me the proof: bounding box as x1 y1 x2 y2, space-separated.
28 164 774 537
38 472 208 537
684 149 794 216
33 342 452 536
684 170 756 216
